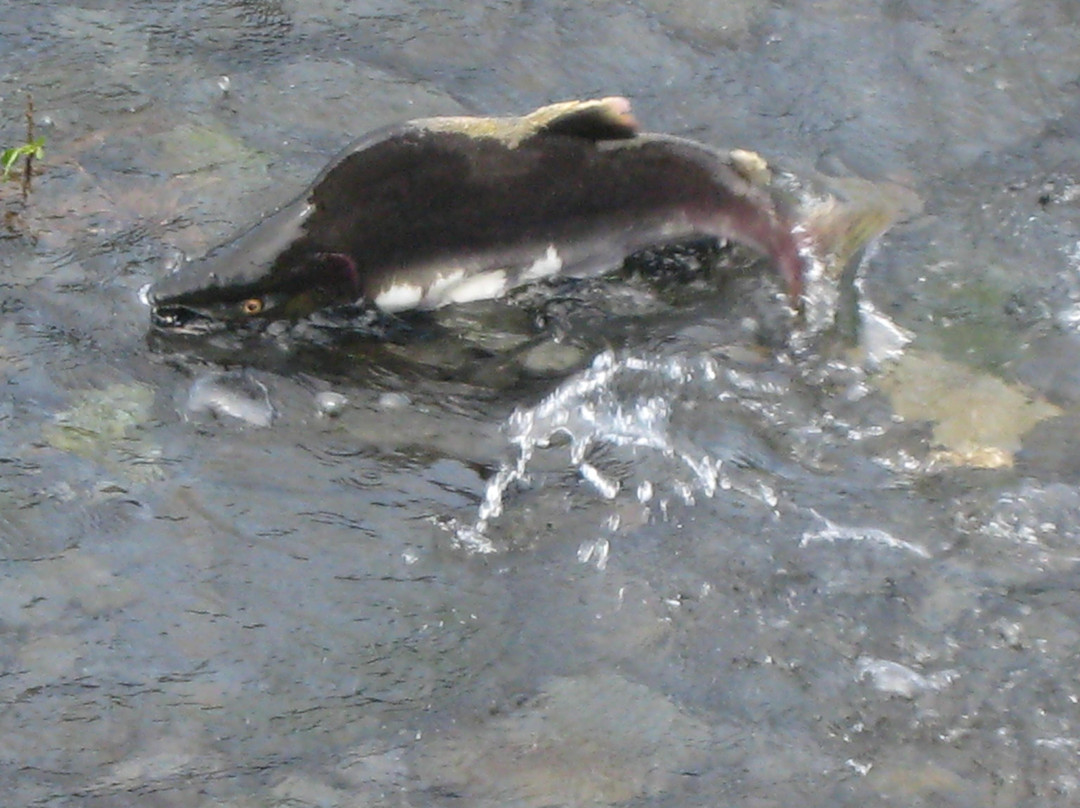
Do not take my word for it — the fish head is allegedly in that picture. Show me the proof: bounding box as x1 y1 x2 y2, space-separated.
148 198 364 334
149 248 362 335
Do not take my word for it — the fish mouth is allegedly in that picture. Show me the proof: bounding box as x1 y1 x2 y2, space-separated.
150 303 226 335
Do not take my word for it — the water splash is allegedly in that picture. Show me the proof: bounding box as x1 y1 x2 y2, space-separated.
454 350 787 552
801 509 930 558
857 657 959 698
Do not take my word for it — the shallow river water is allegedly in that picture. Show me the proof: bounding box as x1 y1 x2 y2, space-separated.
3 2 1080 806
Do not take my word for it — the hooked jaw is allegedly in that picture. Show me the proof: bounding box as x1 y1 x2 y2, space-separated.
147 262 234 334
150 301 228 334
148 279 270 334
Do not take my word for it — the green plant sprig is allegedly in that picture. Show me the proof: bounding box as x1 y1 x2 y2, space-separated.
1 136 44 181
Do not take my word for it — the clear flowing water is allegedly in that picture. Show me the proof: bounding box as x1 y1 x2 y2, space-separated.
3 2 1080 806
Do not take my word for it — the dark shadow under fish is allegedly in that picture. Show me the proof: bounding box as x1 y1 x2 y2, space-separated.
147 97 810 336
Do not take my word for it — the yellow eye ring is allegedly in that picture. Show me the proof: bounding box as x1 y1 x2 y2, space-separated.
241 298 264 315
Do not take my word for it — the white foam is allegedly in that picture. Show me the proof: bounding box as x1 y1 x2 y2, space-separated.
422 268 466 305
137 282 153 307
577 537 610 570
374 282 424 312
801 510 930 558
857 657 958 698
521 244 563 281
443 270 508 304
859 298 913 367
580 462 620 499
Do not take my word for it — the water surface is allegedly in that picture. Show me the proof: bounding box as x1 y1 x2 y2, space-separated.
3 2 1080 806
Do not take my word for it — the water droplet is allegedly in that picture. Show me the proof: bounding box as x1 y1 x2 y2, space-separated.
315 391 348 417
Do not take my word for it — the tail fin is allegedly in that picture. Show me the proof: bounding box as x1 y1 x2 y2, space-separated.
800 175 921 281
790 171 922 330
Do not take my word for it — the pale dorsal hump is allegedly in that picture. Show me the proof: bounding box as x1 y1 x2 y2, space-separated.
418 96 640 148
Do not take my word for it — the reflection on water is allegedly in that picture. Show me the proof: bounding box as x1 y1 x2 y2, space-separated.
3 1 1080 806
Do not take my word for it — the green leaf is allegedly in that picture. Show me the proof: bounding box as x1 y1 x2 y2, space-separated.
0 138 45 180
1 147 18 177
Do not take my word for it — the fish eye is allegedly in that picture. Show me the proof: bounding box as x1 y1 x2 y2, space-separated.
240 298 264 315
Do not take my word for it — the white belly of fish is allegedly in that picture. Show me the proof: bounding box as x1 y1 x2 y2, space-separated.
372 245 565 313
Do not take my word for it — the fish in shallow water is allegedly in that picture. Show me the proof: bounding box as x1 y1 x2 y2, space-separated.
148 97 809 334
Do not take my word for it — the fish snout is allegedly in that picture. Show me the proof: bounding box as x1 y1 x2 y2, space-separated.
150 302 221 334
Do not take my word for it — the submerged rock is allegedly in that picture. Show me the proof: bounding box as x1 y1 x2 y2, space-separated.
876 349 1060 468
414 673 711 805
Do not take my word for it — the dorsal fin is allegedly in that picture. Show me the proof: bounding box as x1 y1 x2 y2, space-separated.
416 97 640 148
527 97 640 141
